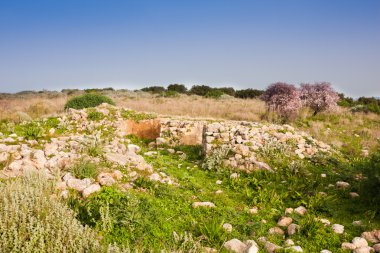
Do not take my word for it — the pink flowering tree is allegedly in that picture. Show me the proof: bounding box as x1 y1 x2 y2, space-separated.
300 82 339 115
262 82 302 119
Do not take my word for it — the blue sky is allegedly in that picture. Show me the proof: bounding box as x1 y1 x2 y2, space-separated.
0 0 379 97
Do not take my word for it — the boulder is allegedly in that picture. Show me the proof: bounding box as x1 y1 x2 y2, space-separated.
224 239 247 253
288 223 300 236
82 183 101 198
352 237 368 248
332 224 344 234
294 206 307 216
97 172 116 186
277 217 293 227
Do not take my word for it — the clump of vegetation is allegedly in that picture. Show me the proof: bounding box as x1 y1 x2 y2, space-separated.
16 122 43 140
70 160 99 179
300 82 339 115
64 93 115 110
202 146 230 171
167 84 187 93
141 86 166 94
189 85 213 96
120 109 156 122
205 89 224 99
163 90 180 97
87 110 105 121
262 82 302 119
0 174 103 252
235 88 264 99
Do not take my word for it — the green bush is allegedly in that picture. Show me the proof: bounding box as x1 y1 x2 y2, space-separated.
204 89 224 99
163 90 180 97
64 93 115 110
141 86 166 94
70 161 99 179
167 84 187 93
235 88 264 99
189 85 212 96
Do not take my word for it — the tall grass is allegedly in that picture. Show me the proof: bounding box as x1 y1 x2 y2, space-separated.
0 173 103 252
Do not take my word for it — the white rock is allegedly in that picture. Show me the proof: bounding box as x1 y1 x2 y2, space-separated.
245 240 259 253
352 237 368 248
230 173 240 179
149 173 161 181
341 242 356 250
216 180 222 185
353 247 371 253
268 227 284 235
285 208 294 214
332 224 344 234
288 223 300 236
222 223 233 233
336 181 350 189
320 250 332 253
265 242 281 253
192 202 215 208
67 178 90 192
350 192 360 198
82 183 101 198
286 246 303 252
284 239 295 247
353 220 363 226
112 170 124 180
156 137 166 145
294 206 307 216
249 207 258 214
97 172 116 186
277 217 293 227
319 218 331 226
223 239 247 253
373 243 380 252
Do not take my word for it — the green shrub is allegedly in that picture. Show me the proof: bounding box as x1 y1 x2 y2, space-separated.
0 174 103 252
70 161 99 179
141 86 166 94
163 90 180 97
235 88 264 99
64 93 115 110
87 111 105 121
205 89 224 99
189 85 212 96
167 84 187 93
120 109 156 122
16 122 43 140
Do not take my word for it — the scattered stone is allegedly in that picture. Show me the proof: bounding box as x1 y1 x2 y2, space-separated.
127 144 141 154
350 192 360 198
249 207 258 214
373 244 380 252
342 242 356 250
82 183 101 198
268 227 284 235
277 217 293 227
353 220 363 226
284 239 295 247
67 178 90 192
156 137 166 145
332 224 344 234
245 240 259 253
264 242 281 253
215 190 223 194
288 224 300 236
192 202 215 208
222 223 233 233
97 172 116 186
224 239 247 253
352 237 368 248
319 218 331 227
353 247 371 253
321 173 327 178
167 148 175 154
320 250 332 253
294 206 307 216
230 173 240 179
285 208 294 214
361 230 380 243
286 246 303 252
216 180 222 185
149 173 161 181
336 181 350 189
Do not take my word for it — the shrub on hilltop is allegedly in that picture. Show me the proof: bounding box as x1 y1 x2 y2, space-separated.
300 82 339 115
235 88 264 99
64 93 115 110
189 85 213 96
262 82 302 119
167 84 187 93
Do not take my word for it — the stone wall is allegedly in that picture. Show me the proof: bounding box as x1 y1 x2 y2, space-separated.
159 118 332 172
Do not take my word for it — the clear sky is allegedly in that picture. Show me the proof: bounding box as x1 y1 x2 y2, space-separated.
0 0 379 97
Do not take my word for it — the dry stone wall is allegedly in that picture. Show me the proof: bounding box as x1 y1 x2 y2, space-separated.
159 119 332 172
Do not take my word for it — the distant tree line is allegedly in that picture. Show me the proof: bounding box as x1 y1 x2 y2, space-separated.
140 83 380 115
140 84 264 99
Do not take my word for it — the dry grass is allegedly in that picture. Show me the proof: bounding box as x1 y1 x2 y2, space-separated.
0 96 67 122
115 94 266 121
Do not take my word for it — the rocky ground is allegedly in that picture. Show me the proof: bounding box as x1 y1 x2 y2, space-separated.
0 103 379 252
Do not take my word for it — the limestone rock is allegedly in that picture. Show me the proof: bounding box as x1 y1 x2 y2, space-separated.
294 206 307 216
192 202 215 208
82 183 101 198
97 172 116 186
288 223 300 236
332 224 344 234
277 217 293 227
352 237 368 248
224 239 247 253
